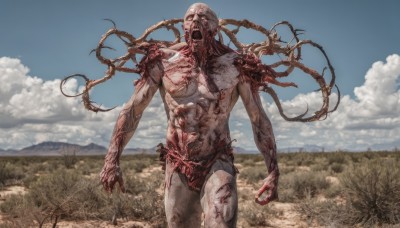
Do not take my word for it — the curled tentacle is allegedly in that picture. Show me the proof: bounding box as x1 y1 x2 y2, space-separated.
89 46 115 56
262 86 310 122
60 74 89 98
328 85 341 114
60 74 116 112
103 18 116 28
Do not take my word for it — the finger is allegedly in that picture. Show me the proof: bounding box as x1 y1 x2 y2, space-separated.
256 183 270 198
255 197 270 205
108 178 116 193
255 183 272 205
100 178 110 193
118 176 126 193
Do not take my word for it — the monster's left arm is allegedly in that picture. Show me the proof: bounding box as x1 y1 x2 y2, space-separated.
237 80 279 205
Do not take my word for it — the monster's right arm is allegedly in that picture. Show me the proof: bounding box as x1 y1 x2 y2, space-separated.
100 60 163 192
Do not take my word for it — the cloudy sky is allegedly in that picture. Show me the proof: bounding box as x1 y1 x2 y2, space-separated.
1 0 399 151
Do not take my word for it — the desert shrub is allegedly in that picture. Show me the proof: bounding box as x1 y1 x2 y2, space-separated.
240 201 272 227
326 152 347 165
323 184 342 199
0 165 166 227
124 174 149 195
280 152 315 167
111 169 166 226
0 162 25 187
21 174 39 188
296 152 315 166
0 162 13 186
0 193 24 213
235 154 264 165
341 159 400 225
298 159 400 226
330 163 344 173
122 155 155 173
279 165 295 175
297 198 348 227
77 162 92 176
310 163 328 172
279 171 330 202
30 163 47 174
62 149 78 169
239 165 266 185
0 193 46 228
361 151 380 160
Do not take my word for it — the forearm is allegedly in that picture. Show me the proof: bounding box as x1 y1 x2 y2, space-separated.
252 118 279 175
105 107 141 164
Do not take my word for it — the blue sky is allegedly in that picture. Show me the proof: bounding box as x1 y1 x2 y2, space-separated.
1 0 400 151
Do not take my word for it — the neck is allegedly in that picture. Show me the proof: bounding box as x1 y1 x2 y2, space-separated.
180 38 233 68
192 48 209 68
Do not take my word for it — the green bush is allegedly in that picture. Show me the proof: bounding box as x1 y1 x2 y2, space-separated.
326 152 347 165
239 165 266 185
0 162 25 187
330 163 344 173
279 171 330 201
240 201 271 227
297 198 347 227
0 162 166 227
341 159 400 225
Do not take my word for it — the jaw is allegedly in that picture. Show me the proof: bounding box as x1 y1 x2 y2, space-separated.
188 26 207 53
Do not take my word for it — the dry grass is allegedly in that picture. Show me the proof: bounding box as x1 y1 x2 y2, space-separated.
1 151 400 227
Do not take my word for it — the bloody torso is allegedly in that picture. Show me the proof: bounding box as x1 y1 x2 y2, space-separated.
160 50 240 160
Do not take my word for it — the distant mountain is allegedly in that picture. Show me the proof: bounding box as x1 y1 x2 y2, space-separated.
278 144 327 153
0 141 161 156
3 142 381 157
233 146 258 154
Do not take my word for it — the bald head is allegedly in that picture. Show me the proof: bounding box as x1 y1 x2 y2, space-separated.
184 3 219 34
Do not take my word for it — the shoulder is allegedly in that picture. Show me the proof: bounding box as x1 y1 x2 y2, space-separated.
215 52 239 64
208 52 241 89
210 52 240 76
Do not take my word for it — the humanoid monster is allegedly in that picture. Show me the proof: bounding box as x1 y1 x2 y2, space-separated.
61 3 339 227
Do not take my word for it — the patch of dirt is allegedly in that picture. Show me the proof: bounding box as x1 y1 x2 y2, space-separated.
0 186 27 200
296 166 311 171
267 202 307 228
326 176 339 185
137 166 162 179
53 220 151 228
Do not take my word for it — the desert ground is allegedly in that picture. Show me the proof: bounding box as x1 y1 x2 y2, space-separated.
1 151 400 227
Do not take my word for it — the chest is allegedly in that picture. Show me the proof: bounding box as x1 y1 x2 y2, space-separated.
161 53 240 99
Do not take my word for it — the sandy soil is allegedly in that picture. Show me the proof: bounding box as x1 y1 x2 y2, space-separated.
0 186 27 200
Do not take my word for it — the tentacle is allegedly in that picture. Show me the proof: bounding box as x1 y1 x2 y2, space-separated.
262 86 309 121
103 18 116 28
60 74 89 98
134 18 183 44
328 85 341 114
60 74 116 112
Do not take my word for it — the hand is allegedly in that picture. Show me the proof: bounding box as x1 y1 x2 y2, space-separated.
255 170 279 205
100 162 125 193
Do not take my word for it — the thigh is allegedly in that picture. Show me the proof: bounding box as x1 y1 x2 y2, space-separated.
201 159 238 228
164 161 202 228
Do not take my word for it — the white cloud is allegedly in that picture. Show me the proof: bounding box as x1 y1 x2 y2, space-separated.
0 56 167 150
1 54 400 151
230 54 400 151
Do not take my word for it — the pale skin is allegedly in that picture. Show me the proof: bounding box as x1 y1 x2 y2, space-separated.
100 3 279 227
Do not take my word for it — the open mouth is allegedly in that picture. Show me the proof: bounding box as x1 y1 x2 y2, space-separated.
191 30 203 40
